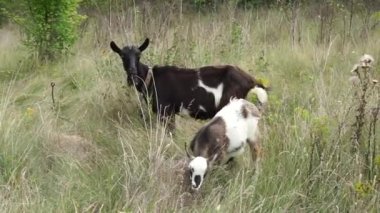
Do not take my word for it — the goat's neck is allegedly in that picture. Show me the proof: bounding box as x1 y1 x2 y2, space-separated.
138 62 150 83
136 62 153 99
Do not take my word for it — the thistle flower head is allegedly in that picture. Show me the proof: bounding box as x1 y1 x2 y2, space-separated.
359 54 374 68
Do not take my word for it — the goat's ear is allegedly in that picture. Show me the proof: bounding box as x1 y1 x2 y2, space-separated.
138 38 150 52
110 41 121 54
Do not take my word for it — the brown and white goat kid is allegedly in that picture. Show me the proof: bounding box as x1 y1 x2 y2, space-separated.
186 98 263 190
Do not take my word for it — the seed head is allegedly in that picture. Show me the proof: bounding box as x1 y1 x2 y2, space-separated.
359 54 374 68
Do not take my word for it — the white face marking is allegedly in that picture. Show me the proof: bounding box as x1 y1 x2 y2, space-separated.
188 156 208 190
198 80 224 108
198 105 206 112
215 99 260 160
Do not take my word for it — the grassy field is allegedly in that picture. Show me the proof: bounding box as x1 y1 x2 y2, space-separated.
0 2 379 212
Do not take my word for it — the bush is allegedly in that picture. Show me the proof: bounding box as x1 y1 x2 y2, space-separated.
17 0 85 60
0 0 20 26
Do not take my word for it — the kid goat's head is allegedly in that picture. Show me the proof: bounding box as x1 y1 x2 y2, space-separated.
185 144 218 190
110 38 150 86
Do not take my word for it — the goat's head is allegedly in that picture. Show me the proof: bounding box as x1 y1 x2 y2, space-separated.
185 143 218 190
110 38 150 86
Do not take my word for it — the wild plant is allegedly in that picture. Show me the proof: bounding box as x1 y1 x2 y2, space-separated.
349 54 378 182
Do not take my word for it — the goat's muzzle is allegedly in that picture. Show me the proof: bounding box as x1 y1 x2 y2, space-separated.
191 184 200 190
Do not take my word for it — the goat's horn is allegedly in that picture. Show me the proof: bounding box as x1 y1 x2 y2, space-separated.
208 153 218 166
185 142 193 159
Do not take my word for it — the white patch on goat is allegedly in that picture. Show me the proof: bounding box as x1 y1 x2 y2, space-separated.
198 80 224 108
249 87 268 104
180 108 190 116
179 103 191 116
215 99 260 160
188 156 208 190
198 105 206 112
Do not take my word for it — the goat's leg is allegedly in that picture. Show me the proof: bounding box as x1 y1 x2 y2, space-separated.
166 114 176 134
224 157 237 170
225 157 235 164
158 115 176 136
158 106 176 134
247 138 261 172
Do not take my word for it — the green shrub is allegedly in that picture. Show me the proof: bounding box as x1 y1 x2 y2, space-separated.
16 0 85 60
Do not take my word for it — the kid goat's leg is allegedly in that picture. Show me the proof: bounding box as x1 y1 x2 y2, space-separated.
247 138 261 171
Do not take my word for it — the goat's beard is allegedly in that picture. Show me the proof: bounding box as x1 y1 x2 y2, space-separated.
127 76 143 90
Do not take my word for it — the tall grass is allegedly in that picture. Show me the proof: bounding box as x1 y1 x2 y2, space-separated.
0 2 379 212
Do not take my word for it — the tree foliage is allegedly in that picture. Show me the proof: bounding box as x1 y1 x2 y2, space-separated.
2 0 85 60
25 0 85 59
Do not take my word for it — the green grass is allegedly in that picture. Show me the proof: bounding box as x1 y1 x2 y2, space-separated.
0 3 379 212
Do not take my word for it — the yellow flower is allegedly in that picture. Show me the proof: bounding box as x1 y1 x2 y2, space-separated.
354 181 373 197
25 107 36 117
257 78 270 88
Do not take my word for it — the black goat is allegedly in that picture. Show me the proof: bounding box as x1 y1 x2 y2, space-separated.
110 38 268 130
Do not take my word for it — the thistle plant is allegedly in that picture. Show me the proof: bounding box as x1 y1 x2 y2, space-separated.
349 54 379 181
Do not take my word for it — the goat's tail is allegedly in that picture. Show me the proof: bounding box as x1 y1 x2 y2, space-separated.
249 77 269 106
249 86 268 105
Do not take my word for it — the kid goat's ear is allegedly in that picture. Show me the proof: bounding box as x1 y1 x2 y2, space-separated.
110 41 121 54
138 38 150 52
